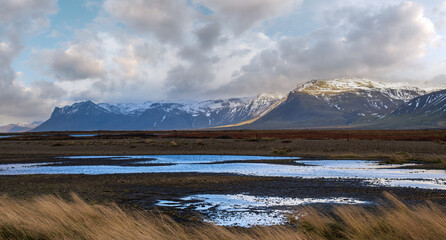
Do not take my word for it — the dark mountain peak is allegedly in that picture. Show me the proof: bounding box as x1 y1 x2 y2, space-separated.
53 100 108 118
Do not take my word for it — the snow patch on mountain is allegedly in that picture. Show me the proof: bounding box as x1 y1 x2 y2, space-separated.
98 102 153 116
95 94 283 121
394 90 446 115
295 78 425 102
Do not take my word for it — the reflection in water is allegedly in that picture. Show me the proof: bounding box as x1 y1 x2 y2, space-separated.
157 194 369 227
59 155 300 164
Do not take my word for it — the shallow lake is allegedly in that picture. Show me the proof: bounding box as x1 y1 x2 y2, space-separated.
0 155 445 190
0 135 17 139
1 154 445 227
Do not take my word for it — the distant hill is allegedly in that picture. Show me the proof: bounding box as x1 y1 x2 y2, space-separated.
0 121 43 133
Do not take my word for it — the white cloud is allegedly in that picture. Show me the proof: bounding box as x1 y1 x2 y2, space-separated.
217 1 437 96
0 0 58 124
5 0 445 125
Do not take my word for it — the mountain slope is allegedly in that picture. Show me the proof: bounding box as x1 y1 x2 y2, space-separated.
34 101 133 131
296 78 425 119
367 89 446 129
247 78 427 129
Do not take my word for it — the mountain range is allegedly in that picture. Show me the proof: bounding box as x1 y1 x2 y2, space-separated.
32 78 446 131
34 94 282 131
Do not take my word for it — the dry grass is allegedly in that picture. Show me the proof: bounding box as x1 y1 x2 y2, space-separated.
0 193 445 240
0 194 303 240
422 154 446 165
296 192 446 240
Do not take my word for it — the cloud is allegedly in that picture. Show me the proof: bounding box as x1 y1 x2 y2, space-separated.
0 0 59 124
7 0 443 123
0 0 56 25
164 63 215 98
195 0 302 34
217 1 437 95
39 46 106 81
432 1 446 30
104 0 192 43
195 21 223 50
423 74 446 89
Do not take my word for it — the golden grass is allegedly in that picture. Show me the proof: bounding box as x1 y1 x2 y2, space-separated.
0 194 303 240
0 193 445 240
296 192 446 240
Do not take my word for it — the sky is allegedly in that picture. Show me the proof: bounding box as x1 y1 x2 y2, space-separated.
1 0 446 124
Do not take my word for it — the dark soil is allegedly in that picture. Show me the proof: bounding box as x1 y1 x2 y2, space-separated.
1 173 444 210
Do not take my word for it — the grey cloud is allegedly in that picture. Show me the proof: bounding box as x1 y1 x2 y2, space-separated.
165 63 215 99
133 42 158 63
432 2 446 30
195 21 222 50
104 0 192 43
46 48 105 81
216 49 290 96
31 80 67 99
33 29 106 82
196 0 301 34
71 90 102 102
165 47 218 98
229 49 251 58
424 74 446 88
0 0 56 20
164 26 222 98
217 2 436 96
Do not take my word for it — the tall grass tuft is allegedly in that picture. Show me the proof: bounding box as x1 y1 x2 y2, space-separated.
297 192 446 240
0 193 445 239
0 193 302 240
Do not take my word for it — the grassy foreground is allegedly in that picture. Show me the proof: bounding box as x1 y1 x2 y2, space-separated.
0 193 445 240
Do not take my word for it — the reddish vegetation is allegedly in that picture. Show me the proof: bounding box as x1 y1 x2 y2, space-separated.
167 130 446 141
1 129 446 141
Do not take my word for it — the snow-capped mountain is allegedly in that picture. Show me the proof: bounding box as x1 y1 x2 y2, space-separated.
34 95 283 131
293 78 425 119
32 78 445 131
247 78 431 129
98 102 154 117
393 89 446 115
296 78 423 100
359 89 446 129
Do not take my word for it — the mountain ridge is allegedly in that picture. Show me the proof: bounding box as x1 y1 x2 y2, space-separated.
33 94 282 131
32 78 445 131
